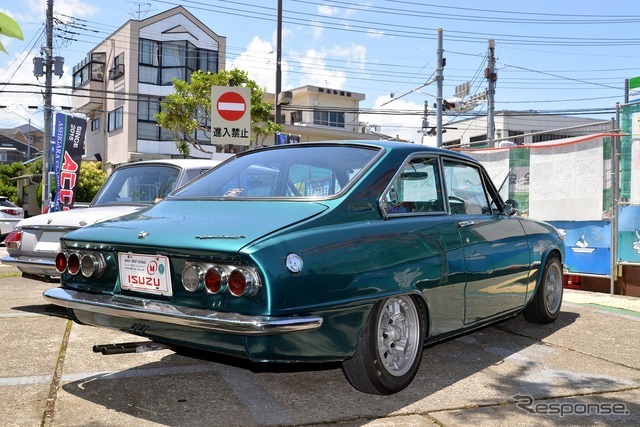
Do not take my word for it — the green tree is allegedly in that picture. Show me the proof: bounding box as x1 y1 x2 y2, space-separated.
76 161 107 202
1 158 106 208
156 69 283 155
0 162 25 205
24 157 42 176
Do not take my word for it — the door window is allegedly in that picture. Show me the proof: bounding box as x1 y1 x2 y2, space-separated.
443 160 491 215
383 157 444 215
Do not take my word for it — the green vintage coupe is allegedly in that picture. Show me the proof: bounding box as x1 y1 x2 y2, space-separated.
44 141 565 395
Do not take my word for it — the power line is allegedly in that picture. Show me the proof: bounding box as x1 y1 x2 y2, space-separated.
2 1 634 131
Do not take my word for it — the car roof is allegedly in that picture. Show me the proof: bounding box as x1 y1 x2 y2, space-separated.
244 140 477 163
115 158 223 170
345 140 475 159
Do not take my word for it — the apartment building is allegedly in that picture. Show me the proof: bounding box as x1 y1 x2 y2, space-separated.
71 6 226 169
269 85 385 143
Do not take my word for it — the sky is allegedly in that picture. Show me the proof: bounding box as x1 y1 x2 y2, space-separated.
1 0 639 143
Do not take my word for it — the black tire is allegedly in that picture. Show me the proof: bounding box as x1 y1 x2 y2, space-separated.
342 295 426 395
523 254 563 324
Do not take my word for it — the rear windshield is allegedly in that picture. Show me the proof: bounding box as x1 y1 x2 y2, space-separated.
0 198 18 208
173 145 380 199
92 165 181 206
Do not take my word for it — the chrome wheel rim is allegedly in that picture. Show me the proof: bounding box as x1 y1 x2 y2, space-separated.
376 295 420 377
545 262 562 314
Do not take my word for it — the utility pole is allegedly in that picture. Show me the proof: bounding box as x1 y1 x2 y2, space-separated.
611 103 620 295
485 39 497 147
275 0 282 125
43 0 54 212
436 28 444 148
27 119 32 160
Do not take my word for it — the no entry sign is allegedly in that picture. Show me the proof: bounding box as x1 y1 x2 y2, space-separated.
217 91 246 121
211 86 251 146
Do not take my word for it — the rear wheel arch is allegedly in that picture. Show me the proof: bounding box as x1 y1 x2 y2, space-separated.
541 248 562 275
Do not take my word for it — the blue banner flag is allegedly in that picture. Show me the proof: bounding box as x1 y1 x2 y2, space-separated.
51 112 87 211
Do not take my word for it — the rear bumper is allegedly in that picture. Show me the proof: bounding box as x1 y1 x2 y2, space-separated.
43 287 324 336
1 255 59 277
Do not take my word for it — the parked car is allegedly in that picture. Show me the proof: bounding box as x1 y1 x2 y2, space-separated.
44 141 565 395
2 159 223 280
0 195 24 238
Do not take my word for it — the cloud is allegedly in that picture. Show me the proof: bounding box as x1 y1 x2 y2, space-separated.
284 43 367 91
317 5 339 16
329 44 366 70
343 8 358 18
361 94 424 144
366 29 384 38
24 0 98 20
227 36 277 92
271 26 293 47
311 21 324 39
288 48 346 90
50 0 99 18
0 51 72 129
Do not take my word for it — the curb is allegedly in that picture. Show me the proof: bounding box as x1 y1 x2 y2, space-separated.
564 288 640 314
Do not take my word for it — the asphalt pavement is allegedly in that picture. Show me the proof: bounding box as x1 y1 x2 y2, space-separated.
1 244 639 426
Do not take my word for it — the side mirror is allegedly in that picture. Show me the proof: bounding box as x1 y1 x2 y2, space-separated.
504 199 519 216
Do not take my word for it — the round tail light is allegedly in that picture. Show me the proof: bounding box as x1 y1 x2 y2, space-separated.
81 253 106 278
67 253 81 275
204 266 226 294
228 268 257 297
55 252 67 273
182 264 204 292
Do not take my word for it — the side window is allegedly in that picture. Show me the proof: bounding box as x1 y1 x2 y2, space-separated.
243 169 278 197
182 168 211 184
443 160 491 215
288 164 337 197
383 157 444 215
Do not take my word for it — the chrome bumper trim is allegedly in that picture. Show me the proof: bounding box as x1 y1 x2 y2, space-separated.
1 255 58 276
43 287 323 336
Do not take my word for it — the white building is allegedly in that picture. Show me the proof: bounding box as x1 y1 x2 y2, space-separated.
71 6 226 169
434 112 612 148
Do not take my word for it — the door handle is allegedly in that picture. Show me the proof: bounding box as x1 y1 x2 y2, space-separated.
457 220 475 228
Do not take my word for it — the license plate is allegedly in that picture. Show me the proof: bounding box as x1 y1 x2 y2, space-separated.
118 253 172 296
34 231 64 252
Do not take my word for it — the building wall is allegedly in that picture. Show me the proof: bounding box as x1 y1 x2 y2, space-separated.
265 85 382 143
14 176 40 217
438 113 612 147
284 86 365 134
72 6 226 169
0 148 23 164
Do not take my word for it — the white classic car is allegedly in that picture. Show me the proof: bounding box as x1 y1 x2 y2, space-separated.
2 159 223 280
0 195 25 238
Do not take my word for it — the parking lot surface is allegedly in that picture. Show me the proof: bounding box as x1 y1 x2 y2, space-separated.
1 247 639 426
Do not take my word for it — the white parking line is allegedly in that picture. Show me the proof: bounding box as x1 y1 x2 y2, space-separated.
0 375 52 386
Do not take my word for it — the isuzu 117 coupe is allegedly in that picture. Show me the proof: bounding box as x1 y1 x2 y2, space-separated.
44 141 564 395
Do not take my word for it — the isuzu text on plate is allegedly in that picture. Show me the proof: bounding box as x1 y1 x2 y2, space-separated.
118 253 172 296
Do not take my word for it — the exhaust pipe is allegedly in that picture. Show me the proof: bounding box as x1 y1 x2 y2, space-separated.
92 342 170 355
